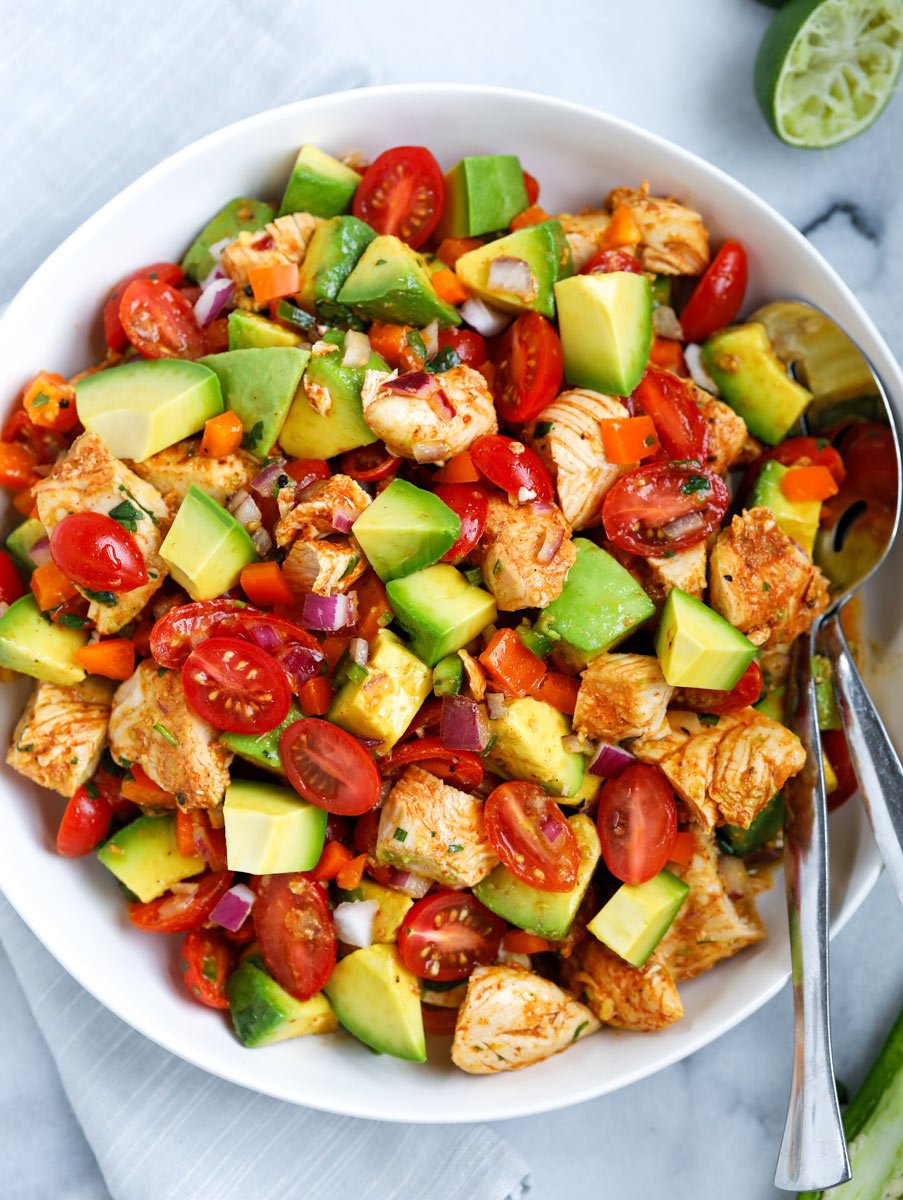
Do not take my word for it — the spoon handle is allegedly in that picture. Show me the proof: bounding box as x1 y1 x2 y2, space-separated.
774 635 851 1193
822 609 903 906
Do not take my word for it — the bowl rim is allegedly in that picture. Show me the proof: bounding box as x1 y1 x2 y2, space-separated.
0 82 889 1123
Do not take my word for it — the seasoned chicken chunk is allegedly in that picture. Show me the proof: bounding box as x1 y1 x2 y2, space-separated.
375 766 499 888
560 937 683 1032
606 184 710 276
220 212 320 310
554 209 612 271
694 389 749 475
33 432 169 634
632 708 805 829
282 534 365 596
126 439 257 508
7 678 115 797
274 475 370 548
361 365 497 464
709 507 830 647
108 660 232 809
640 543 708 604
526 389 631 529
476 495 576 611
574 653 673 743
659 825 765 980
451 964 599 1074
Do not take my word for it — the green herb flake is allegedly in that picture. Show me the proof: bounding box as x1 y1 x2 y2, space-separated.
662 549 677 559
698 713 720 727
447 843 464 853
406 329 427 358
153 723 178 746
534 421 554 438
84 780 100 799
108 499 144 532
680 474 710 496
492 560 502 577
156 666 168 677
118 485 159 525
57 612 88 629
762 582 772 592
70 756 79 765
241 421 265 452
30 391 50 409
374 258 387 267
644 434 657 447
83 588 117 607
571 1020 589 1043
393 827 408 843
340 554 360 580
425 345 460 374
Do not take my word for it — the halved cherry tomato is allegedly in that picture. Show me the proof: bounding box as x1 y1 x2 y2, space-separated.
284 458 331 489
180 928 234 1010
470 434 554 502
150 599 325 672
381 736 484 791
437 328 488 367
0 550 24 605
50 512 148 592
484 782 579 892
596 765 677 885
182 636 291 734
57 783 116 857
398 890 506 981
176 809 228 871
103 262 184 353
354 571 393 643
434 482 487 564
822 729 858 811
128 871 234 934
0 442 38 492
582 248 643 275
340 442 402 483
523 171 541 206
649 337 689 376
253 873 336 1000
491 313 564 425
421 1004 459 1036
352 146 445 250
602 461 729 557
679 240 748 345
119 277 206 359
629 366 709 463
280 718 380 816
678 660 764 715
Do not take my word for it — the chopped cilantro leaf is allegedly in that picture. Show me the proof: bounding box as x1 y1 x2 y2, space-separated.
241 421 265 452
393 828 408 843
108 499 144 532
425 345 460 374
680 473 710 496
406 329 427 358
30 391 50 408
84 588 117 606
57 612 87 629
153 723 178 746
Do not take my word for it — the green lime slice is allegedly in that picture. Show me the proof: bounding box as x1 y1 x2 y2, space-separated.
755 0 903 147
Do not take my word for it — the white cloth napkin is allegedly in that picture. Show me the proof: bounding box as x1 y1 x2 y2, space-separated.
0 4 530 1197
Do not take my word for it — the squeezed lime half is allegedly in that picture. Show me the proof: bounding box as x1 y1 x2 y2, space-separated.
755 0 903 147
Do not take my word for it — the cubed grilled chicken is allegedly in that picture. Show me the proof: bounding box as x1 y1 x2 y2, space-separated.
526 389 632 529
659 825 765 980
640 542 708 604
605 184 710 276
33 432 169 634
282 534 365 596
274 475 371 548
632 708 805 829
451 964 599 1074
475 495 576 611
554 209 612 271
360 365 498 464
6 678 115 797
559 937 683 1032
574 653 673 743
688 383 750 475
108 660 232 809
708 507 830 647
127 439 257 507
220 213 320 310
375 765 499 889
759 643 792 693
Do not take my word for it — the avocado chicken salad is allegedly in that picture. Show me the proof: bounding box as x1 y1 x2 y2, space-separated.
0 140 873 1072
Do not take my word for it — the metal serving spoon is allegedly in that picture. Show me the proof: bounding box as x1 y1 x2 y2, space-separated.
752 302 903 1192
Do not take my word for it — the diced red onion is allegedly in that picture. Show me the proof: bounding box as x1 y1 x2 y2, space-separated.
342 330 372 369
460 296 513 337
388 870 432 898
301 591 357 631
207 236 234 263
486 693 507 721
243 622 281 651
541 815 563 843
251 527 272 556
348 637 369 668
28 536 52 568
440 695 490 752
210 883 256 933
250 460 287 497
685 344 720 395
589 742 636 779
273 641 324 690
194 277 234 327
536 525 564 564
227 489 262 531
487 256 536 300
421 321 439 358
661 511 707 542
427 387 456 421
333 899 378 948
331 509 357 533
386 370 436 398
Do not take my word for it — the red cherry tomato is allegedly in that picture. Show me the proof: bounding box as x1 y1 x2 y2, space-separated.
339 442 402 483
491 313 564 425
822 729 858 811
381 736 484 791
56 785 114 857
179 809 229 871
434 482 488 563
0 549 25 605
742 435 846 497
128 871 234 934
522 171 541 206
832 423 897 510
119 278 206 359
150 599 325 671
179 928 234 1010
437 328 488 367
629 366 709 464
49 512 148 592
284 458 331 490
182 636 291 734
352 146 445 250
602 460 729 557
678 660 764 715
484 782 579 892
398 891 506 982
596 765 678 885
279 718 380 816
679 240 748 345
253 873 336 1000
352 808 394 885
470 434 554 502
582 248 644 275
103 262 184 353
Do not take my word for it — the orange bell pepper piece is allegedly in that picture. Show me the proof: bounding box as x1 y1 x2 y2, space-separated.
336 853 368 891
200 411 244 458
436 237 483 268
668 831 696 867
74 638 136 681
649 336 689 375
121 763 174 807
310 840 354 883
479 628 547 697
368 322 424 371
780 465 839 503
435 451 480 484
31 561 78 611
247 263 300 305
529 671 580 716
431 268 470 305
0 442 39 492
299 674 333 716
599 203 642 250
501 930 552 955
240 561 294 607
599 416 660 464
354 572 393 643
510 205 550 231
22 372 79 433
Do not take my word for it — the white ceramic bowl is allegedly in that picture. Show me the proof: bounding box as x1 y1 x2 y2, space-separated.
1 85 899 1124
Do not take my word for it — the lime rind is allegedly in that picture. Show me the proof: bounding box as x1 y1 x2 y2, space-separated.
756 0 903 148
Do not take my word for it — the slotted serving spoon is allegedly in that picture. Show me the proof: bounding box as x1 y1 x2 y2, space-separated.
752 302 903 1192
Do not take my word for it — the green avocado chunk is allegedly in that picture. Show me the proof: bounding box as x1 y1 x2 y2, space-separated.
701 322 812 445
227 311 302 350
554 271 652 396
655 588 757 690
338 235 461 327
182 197 275 283
220 701 302 773
6 517 46 575
812 655 842 732
329 629 432 755
484 696 586 799
223 779 326 875
535 539 655 668
198 346 309 457
296 215 376 311
160 486 256 601
352 479 461 583
749 460 821 556
0 595 88 684
587 869 689 968
227 959 337 1047
386 564 497 668
474 815 600 940
717 793 785 856
432 653 464 696
454 220 571 318
278 144 361 219
324 943 426 1062
97 814 206 904
437 154 528 238
278 347 386 460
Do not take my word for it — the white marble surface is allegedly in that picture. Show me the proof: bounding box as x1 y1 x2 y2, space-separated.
1 2 902 1197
